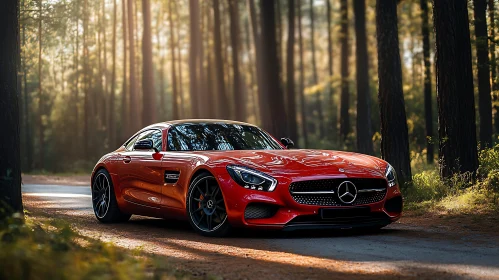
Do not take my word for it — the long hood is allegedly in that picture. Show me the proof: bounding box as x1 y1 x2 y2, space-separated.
200 149 387 179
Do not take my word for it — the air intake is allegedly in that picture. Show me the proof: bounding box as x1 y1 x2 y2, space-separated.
244 203 279 219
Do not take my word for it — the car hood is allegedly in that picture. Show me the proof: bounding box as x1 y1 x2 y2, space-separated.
201 149 387 179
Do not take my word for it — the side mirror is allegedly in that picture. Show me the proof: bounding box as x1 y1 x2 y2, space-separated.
280 138 294 149
134 139 159 153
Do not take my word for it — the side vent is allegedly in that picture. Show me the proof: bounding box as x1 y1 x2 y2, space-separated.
164 171 180 184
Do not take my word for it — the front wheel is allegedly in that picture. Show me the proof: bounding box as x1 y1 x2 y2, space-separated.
186 172 231 237
92 169 131 223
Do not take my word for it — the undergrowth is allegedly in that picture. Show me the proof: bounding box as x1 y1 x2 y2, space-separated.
0 214 200 280
403 143 499 215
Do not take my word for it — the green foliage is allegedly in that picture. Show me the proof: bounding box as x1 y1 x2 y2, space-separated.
404 144 499 213
0 216 195 280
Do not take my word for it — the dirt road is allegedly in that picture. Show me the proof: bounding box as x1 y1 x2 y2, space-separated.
22 183 499 279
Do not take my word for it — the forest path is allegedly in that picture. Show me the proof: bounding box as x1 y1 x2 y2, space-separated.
23 183 499 280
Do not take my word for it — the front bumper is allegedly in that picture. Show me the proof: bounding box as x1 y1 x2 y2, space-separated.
214 168 403 230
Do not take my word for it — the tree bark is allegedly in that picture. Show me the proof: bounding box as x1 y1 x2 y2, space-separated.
109 0 117 147
286 0 298 142
421 0 433 164
127 0 140 134
259 0 287 137
247 0 270 128
141 0 156 126
433 0 478 178
473 0 493 148
169 0 179 119
376 0 412 184
189 0 200 118
490 0 499 135
326 0 334 132
354 0 374 155
297 0 308 147
339 0 350 142
38 0 45 168
121 0 129 142
229 0 245 122
309 0 324 138
212 0 230 119
0 0 23 217
174 0 185 117
83 0 90 157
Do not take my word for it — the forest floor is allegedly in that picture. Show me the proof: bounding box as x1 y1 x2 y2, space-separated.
21 174 499 279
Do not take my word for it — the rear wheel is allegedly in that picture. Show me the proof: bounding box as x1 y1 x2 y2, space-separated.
92 169 131 223
187 172 231 237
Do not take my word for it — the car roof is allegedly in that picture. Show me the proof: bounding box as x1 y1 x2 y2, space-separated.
142 119 258 130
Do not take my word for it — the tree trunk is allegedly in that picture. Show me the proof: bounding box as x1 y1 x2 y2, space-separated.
189 0 200 118
297 0 308 147
309 0 324 138
127 0 139 134
169 0 179 119
212 0 230 119
421 0 433 164
326 0 333 80
173 0 185 117
83 0 90 158
490 0 499 135
141 0 156 126
38 0 45 168
121 0 128 142
0 0 23 217
248 0 271 129
354 0 374 155
229 0 245 121
259 0 287 137
489 0 499 134
326 0 334 134
109 0 117 147
473 0 493 148
339 0 350 142
376 0 412 184
286 0 298 141
101 0 108 129
433 0 478 178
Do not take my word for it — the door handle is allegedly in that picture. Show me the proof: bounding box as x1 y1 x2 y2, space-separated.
123 156 131 164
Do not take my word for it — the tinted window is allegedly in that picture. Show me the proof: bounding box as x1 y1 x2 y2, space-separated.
125 134 140 150
167 123 282 151
134 130 163 151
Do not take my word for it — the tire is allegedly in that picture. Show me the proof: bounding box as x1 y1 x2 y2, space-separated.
186 172 232 237
91 169 131 223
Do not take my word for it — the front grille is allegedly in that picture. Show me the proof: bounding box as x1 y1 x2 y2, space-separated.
244 203 279 219
289 178 387 206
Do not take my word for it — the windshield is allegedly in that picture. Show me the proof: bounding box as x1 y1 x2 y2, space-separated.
167 123 283 151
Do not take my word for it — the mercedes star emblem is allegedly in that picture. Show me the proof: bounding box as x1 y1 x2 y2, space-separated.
337 181 358 204
207 200 214 209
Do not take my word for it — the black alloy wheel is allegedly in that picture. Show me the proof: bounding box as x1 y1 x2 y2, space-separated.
91 169 131 223
187 172 231 237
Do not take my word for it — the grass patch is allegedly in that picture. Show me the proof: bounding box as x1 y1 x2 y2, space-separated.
403 144 499 217
0 214 205 280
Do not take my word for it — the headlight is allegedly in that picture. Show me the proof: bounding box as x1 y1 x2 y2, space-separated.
226 165 278 192
385 164 398 187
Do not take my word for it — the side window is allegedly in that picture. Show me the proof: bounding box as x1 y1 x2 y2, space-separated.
125 134 140 151
151 130 163 151
132 129 162 151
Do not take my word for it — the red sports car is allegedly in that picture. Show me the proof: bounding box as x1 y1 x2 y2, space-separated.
91 120 403 237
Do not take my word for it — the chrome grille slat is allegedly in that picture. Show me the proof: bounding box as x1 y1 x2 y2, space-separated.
289 178 387 206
